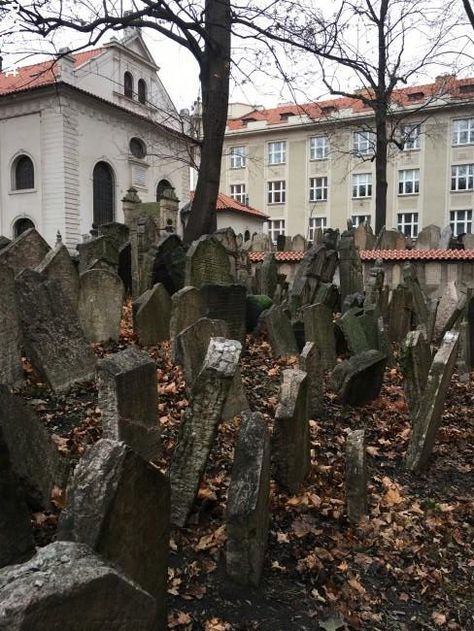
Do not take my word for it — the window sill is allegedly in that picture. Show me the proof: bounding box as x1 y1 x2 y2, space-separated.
268 163 286 167
398 193 419 197
267 202 286 205
309 199 328 203
230 166 246 170
9 188 37 195
452 143 474 147
450 189 473 193
309 157 329 162
352 197 372 200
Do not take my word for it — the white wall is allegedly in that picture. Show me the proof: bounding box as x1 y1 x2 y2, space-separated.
216 211 266 236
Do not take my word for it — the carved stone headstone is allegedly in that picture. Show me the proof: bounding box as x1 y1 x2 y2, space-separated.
299 342 323 418
346 429 368 523
336 307 371 355
354 222 375 251
76 235 118 274
262 305 298 357
200 283 246 344
170 286 205 343
260 253 278 299
291 234 306 252
378 229 407 250
0 263 23 386
439 225 453 249
415 224 441 250
303 303 337 370
400 330 432 419
330 350 387 406
0 228 50 275
185 235 233 288
36 242 80 310
79 269 124 343
250 233 272 252
365 258 385 309
338 231 364 304
142 233 186 296
133 283 171 346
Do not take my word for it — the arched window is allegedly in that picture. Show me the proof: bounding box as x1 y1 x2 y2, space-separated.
93 161 115 227
156 179 172 201
138 79 147 104
13 155 34 190
13 217 35 238
244 230 250 242
124 71 134 98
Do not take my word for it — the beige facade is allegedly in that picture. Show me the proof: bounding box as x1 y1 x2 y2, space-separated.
221 88 474 242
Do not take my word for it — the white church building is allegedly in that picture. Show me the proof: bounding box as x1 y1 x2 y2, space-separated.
0 32 192 248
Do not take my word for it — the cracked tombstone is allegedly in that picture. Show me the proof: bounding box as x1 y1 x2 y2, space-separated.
0 263 23 386
97 347 161 463
346 429 368 523
133 283 171 346
405 331 460 473
261 305 298 357
0 541 157 631
303 303 337 370
226 411 270 587
330 350 387 406
299 342 323 418
0 228 50 275
58 439 169 630
169 286 205 343
400 330 432 418
36 240 80 311
15 269 96 392
272 369 309 493
79 269 124 343
169 337 241 527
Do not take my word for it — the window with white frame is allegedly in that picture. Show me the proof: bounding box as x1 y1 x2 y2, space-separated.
352 173 372 198
397 212 419 238
230 146 246 169
308 216 327 241
398 169 420 195
267 180 286 204
268 219 285 244
400 124 421 150
451 164 474 191
309 176 328 202
268 141 286 164
351 214 371 227
309 136 329 160
450 209 472 235
230 183 247 204
353 130 376 156
453 119 474 145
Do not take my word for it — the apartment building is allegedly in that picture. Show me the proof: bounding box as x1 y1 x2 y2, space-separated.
221 77 474 243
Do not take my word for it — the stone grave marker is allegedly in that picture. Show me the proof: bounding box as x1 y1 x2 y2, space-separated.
0 263 23 386
439 225 452 249
335 307 371 355
400 330 432 418
142 233 186 297
226 411 270 587
299 342 323 418
76 235 118 274
303 303 337 370
200 283 246 345
365 258 385 309
36 241 80 310
99 221 130 253
0 236 11 250
456 319 470 382
388 284 413 341
346 429 368 523
415 224 441 250
250 233 272 252
338 230 364 304
401 263 429 332
133 283 171 346
0 228 50 275
330 350 387 406
174 317 228 383
169 286 205 345
354 222 375 251
463 233 474 249
79 269 124 343
214 226 239 277
261 305 298 357
260 252 278 299
377 229 407 250
313 282 340 312
291 234 306 251
185 235 233 288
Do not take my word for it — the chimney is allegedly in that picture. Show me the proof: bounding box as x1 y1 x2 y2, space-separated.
57 47 76 83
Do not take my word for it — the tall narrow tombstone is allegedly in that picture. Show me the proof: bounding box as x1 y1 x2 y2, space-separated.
79 269 124 343
15 270 96 392
185 235 234 288
142 233 186 296
97 347 161 463
335 307 371 355
400 330 432 418
36 241 80 310
364 258 385 309
213 227 239 277
58 440 169 630
378 229 407 250
388 284 413 341
299 342 323 418
226 411 270 587
262 305 298 357
0 263 23 386
405 331 460 473
338 230 364 304
133 283 171 346
169 337 241 526
303 303 337 370
354 222 375 251
260 253 278 299
402 263 429 333
330 350 387 406
456 319 470 383
200 283 247 345
169 286 205 343
346 429 368 523
288 244 330 317
272 369 309 493
0 228 50 275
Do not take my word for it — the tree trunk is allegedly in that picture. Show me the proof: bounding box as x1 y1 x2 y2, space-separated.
374 109 388 235
183 0 231 245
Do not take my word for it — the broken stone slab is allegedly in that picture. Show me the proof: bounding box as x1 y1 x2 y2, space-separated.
400 329 432 418
272 369 309 493
0 263 23 386
58 440 169 630
97 347 161 463
405 331 460 473
133 283 171 346
36 242 80 311
299 342 323 418
346 429 368 523
288 244 330 317
169 337 242 527
226 411 270 587
0 228 50 275
185 235 234 288
79 269 124 343
200 283 247 345
303 303 337 370
0 541 157 630
15 269 96 392
330 350 387 406
261 305 298 357
169 286 205 345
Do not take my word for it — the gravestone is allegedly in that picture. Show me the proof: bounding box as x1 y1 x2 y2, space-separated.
415 224 441 250
200 283 247 344
99 221 130 253
0 263 23 386
313 282 340 312
291 234 306 252
170 337 241 526
169 286 205 344
330 350 387 406
400 330 433 418
0 236 11 250
15 270 96 392
303 303 337 370
58 440 169 629
401 263 429 332
336 307 371 355
0 541 157 630
214 227 239 277
346 429 368 523
260 253 278 299
142 234 186 296
463 233 474 249
185 235 233 288
131 215 157 297
133 283 171 346
118 242 132 295
250 233 272 252
439 225 453 249
36 242 80 310
0 228 50 275
388 284 413 341
354 222 375 251
272 369 309 493
378 229 407 250
405 330 460 473
288 244 331 317
226 411 270 587
365 258 385 309
338 230 364 304
261 305 298 357
456 319 470 382
299 342 323 418
97 348 161 463
79 269 124 343
76 235 118 274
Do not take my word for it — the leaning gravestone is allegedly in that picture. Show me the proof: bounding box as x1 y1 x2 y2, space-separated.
142 234 186 296
288 244 331 317
354 222 375 251
0 541 157 630
200 283 247 344
400 330 432 418
226 411 270 587
401 263 429 334
133 283 171 346
0 263 23 386
346 429 368 523
79 269 124 343
335 307 371 355
272 369 309 493
58 440 169 630
415 224 441 250
36 241 80 310
303 303 337 370
169 286 205 343
405 330 459 473
170 337 241 527
260 252 278 299
185 235 234 288
97 347 161 463
388 284 413 341
338 230 364 304
299 342 323 418
15 269 96 392
261 305 298 357
330 350 387 406
0 228 50 275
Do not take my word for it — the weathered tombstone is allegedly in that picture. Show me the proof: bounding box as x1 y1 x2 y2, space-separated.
330 350 387 406
250 233 272 252
335 307 371 355
169 337 242 526
142 233 186 296
388 284 413 341
291 234 306 252
463 233 474 249
354 222 375 251
58 440 169 629
0 236 11 250
118 242 132 295
338 230 364 304
185 235 233 288
456 319 470 382
415 224 441 250
299 342 323 418
174 317 228 384
0 541 157 630
0 263 23 386
272 369 309 493
341 291 365 314
346 429 368 523
214 227 239 277
401 263 429 332
131 215 157 297
313 282 340 312
99 221 130 253
200 283 247 345
439 225 453 249
133 283 171 346
0 228 50 275
97 348 161 463
405 331 460 473
260 252 278 299
36 241 80 310
288 244 330 317
378 229 407 250
76 235 118 274
79 269 124 343
226 411 270 587
169 286 205 343
84 257 117 273
303 303 337 370
400 330 432 418
15 269 96 392
365 258 385 309
261 305 298 357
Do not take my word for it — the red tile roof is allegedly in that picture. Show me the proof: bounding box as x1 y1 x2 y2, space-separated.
0 49 104 95
188 191 269 220
249 248 474 263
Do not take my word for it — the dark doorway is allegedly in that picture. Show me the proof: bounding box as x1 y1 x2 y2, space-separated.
13 217 35 238
156 179 172 201
93 161 115 227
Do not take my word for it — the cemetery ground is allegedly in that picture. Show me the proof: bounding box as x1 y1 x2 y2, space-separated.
18 304 474 631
